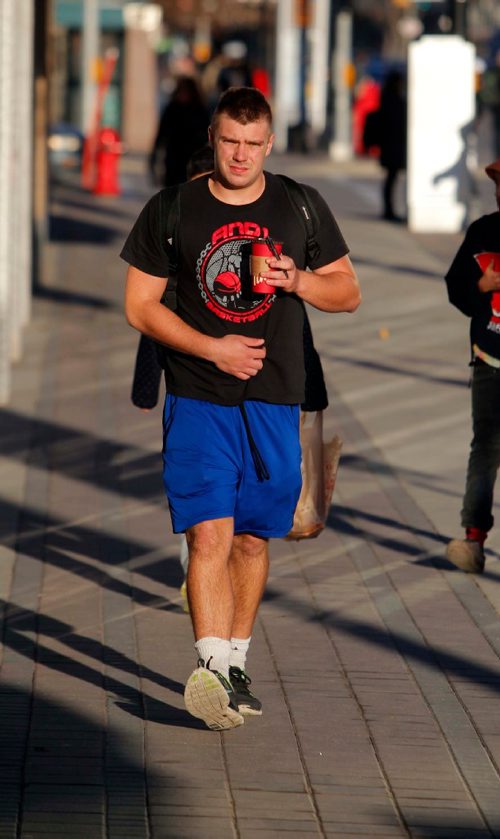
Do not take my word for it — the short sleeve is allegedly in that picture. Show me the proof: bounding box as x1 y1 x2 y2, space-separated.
120 190 170 277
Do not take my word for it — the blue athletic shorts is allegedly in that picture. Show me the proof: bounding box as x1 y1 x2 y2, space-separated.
162 395 302 537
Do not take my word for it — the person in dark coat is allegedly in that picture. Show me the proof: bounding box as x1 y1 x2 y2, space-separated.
378 70 407 222
149 76 209 187
445 158 500 574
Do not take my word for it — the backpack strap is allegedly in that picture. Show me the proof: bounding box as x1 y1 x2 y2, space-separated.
276 174 328 410
276 173 321 266
155 185 181 369
161 184 181 311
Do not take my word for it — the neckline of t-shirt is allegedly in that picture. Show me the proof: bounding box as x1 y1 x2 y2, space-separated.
206 171 272 209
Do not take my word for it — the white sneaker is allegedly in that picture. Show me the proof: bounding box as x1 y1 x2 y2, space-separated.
184 661 244 731
446 539 485 574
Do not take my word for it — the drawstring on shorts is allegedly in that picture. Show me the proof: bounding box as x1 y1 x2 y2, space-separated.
238 404 270 483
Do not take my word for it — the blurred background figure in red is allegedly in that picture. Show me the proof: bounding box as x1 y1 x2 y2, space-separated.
353 75 381 157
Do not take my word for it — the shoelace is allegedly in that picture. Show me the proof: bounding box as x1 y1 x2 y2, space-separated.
229 667 252 688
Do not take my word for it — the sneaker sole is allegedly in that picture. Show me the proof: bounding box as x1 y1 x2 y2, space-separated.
184 667 244 731
237 703 262 716
445 543 484 574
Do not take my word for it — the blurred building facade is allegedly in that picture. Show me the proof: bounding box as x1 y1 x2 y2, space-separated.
0 1 37 404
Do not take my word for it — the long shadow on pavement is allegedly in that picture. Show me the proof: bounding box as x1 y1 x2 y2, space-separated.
49 212 120 244
1 597 202 730
33 283 116 310
262 582 500 694
0 407 452 507
0 408 164 503
352 253 445 280
2 499 182 608
5 493 500 702
0 682 166 835
3 599 184 698
320 352 467 390
327 504 447 554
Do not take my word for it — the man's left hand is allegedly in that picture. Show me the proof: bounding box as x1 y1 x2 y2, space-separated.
261 255 299 293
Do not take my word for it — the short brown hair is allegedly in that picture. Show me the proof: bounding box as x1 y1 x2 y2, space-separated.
211 86 272 131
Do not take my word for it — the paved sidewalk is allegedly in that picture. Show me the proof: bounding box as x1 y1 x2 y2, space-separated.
1 152 500 839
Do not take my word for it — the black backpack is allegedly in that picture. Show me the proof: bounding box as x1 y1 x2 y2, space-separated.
161 173 321 310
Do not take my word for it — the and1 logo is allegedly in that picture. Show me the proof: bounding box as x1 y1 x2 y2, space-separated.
196 223 276 324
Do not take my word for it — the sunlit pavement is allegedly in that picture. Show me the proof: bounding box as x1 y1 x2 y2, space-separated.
1 149 499 838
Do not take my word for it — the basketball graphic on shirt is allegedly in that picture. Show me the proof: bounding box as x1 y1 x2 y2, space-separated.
214 271 241 296
197 231 275 323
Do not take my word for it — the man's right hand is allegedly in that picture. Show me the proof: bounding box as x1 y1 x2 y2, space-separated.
211 335 266 380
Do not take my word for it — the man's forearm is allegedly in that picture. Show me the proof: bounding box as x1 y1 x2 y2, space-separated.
295 268 361 313
127 299 217 362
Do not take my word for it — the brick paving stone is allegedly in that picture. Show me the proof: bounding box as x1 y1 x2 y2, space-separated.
240 831 320 839
148 815 235 835
323 832 406 839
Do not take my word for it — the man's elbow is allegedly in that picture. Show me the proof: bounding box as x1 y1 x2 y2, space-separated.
124 301 143 331
345 286 361 313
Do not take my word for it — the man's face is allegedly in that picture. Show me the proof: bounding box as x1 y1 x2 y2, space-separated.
210 114 274 191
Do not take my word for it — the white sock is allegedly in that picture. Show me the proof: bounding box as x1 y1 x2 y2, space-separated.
229 636 251 671
195 637 231 680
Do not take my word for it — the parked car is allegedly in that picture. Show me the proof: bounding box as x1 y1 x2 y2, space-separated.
47 122 84 170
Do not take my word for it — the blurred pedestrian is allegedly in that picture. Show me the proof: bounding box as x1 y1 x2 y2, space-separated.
149 76 209 187
217 41 253 92
445 158 500 573
377 69 407 222
122 86 360 731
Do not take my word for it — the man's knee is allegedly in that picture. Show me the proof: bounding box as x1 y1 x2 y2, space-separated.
232 533 268 560
186 517 233 557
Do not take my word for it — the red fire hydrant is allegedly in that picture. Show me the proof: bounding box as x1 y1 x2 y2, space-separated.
93 127 122 196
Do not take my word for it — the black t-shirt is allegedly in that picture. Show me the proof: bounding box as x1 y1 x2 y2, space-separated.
121 171 348 405
445 212 500 360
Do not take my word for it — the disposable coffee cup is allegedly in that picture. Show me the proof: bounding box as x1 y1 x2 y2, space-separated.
474 251 500 273
251 238 283 294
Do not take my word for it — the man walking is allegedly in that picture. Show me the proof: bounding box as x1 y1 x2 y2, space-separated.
446 158 500 573
121 87 360 730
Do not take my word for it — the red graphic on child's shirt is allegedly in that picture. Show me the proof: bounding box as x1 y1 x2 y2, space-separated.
474 252 500 332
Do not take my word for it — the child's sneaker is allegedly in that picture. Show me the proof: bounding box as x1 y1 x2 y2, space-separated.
446 539 485 574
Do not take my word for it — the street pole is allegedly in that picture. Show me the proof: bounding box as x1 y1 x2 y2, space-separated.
329 8 353 161
81 0 99 135
309 0 331 144
273 0 301 152
451 0 467 38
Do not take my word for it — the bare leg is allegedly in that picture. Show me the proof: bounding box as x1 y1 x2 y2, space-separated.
184 526 267 728
186 524 269 640
229 533 269 639
185 517 234 640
